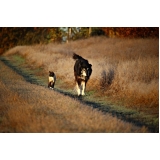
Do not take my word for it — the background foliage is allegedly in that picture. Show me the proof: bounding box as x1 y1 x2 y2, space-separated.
101 27 159 38
0 27 158 55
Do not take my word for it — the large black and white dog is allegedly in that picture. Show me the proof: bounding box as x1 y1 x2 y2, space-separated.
73 53 92 96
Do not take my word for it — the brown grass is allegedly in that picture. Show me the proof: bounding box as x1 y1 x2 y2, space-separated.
3 37 159 115
0 60 147 132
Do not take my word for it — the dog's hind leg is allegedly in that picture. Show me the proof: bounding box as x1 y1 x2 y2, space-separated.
48 82 51 88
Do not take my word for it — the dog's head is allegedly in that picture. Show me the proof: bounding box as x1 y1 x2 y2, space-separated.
80 61 92 80
49 71 55 77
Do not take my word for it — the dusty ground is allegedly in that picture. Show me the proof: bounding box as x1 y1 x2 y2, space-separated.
0 60 148 132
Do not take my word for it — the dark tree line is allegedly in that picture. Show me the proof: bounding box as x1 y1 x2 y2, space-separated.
0 27 62 54
101 27 159 38
0 27 158 55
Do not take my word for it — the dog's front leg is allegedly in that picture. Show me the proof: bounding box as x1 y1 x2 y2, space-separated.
81 81 85 95
76 82 81 96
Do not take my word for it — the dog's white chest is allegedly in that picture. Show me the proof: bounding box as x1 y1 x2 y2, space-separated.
49 76 54 82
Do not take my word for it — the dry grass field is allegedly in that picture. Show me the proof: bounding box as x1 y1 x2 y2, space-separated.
4 37 159 113
1 36 159 132
0 60 147 132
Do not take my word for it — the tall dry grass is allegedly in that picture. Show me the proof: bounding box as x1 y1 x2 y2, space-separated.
0 60 147 132
4 37 159 113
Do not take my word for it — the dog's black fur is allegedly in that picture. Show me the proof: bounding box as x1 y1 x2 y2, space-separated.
48 71 56 89
73 53 92 96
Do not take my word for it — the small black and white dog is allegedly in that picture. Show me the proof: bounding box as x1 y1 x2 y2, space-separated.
73 53 92 96
48 71 56 89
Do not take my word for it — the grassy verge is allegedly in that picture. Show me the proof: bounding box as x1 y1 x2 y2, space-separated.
0 54 158 132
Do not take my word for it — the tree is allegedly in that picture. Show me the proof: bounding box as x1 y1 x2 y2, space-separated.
101 27 159 38
0 27 63 54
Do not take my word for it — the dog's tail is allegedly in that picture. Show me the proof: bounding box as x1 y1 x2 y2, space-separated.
73 53 83 60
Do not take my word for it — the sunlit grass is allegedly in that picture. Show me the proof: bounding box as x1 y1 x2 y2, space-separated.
4 37 158 109
2 36 159 131
0 59 148 133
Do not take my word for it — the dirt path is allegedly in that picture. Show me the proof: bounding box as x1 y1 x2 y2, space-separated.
0 60 148 132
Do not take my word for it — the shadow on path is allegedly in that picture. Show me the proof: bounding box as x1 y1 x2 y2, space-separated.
54 88 158 133
0 57 44 86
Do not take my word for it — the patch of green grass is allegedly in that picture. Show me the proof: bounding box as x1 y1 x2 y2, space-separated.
12 54 25 65
80 91 158 132
86 90 96 96
1 55 47 87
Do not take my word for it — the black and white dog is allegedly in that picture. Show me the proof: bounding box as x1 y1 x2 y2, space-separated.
48 71 56 89
73 53 92 96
